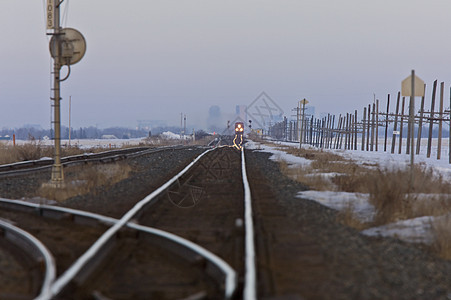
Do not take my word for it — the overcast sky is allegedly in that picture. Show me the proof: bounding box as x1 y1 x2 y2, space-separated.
2 1 451 130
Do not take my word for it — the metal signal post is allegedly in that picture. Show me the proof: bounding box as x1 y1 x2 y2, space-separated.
50 0 64 185
46 0 86 186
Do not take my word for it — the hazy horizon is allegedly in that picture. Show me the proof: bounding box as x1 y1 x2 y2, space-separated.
2 1 451 130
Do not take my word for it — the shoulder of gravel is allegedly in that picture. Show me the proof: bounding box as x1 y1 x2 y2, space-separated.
60 147 206 218
247 149 451 299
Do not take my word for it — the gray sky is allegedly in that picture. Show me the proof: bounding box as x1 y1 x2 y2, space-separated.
2 0 451 130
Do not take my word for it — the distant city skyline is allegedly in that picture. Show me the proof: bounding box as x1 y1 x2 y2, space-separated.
2 1 451 130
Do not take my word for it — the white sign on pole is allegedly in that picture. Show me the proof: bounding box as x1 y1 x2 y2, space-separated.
393 131 400 135
46 0 54 29
401 74 425 97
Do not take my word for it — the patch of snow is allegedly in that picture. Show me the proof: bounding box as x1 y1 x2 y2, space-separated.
14 138 147 149
361 216 435 244
246 140 311 168
297 191 375 223
304 172 343 178
250 139 451 245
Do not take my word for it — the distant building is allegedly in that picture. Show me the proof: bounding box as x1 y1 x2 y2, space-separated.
101 135 117 139
207 105 224 132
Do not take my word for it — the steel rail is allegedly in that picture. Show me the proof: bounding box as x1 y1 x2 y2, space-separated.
0 219 56 300
0 197 237 299
0 146 149 171
0 145 193 177
45 147 237 298
241 147 257 300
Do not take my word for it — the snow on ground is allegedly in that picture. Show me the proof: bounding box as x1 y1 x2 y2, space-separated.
248 139 451 245
246 140 311 168
160 131 192 140
9 131 192 149
361 216 435 244
13 138 146 149
297 190 375 223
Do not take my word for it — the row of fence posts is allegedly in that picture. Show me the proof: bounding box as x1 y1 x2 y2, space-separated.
268 80 451 163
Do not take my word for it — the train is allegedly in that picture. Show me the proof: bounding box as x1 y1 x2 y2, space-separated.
233 122 244 149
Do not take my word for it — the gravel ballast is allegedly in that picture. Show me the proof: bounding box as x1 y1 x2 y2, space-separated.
0 146 450 299
246 149 451 299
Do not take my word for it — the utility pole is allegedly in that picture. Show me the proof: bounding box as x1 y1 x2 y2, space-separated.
180 113 183 138
184 114 186 137
299 98 309 148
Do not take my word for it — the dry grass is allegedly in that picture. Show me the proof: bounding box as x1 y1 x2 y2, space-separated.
0 142 54 164
272 144 367 192
365 168 414 225
0 142 135 165
431 216 451 260
276 157 336 191
336 202 367 231
38 162 132 202
268 141 451 221
264 141 451 259
365 166 451 225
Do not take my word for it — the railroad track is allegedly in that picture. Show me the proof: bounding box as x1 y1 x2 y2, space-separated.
0 218 55 299
0 145 188 177
0 145 257 299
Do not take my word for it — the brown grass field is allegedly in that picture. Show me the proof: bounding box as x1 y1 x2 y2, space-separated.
266 142 451 260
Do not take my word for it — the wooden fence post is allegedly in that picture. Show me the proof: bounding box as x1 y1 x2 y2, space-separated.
375 99 379 151
326 114 332 149
391 92 400 154
416 87 425 155
384 94 390 152
350 114 354 150
399 97 405 154
406 96 411 155
318 119 321 147
345 113 349 150
362 107 366 151
367 105 370 151
339 117 344 149
309 119 313 146
438 82 444 160
330 115 335 149
371 103 375 151
354 110 358 150
427 80 437 158
336 115 343 149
